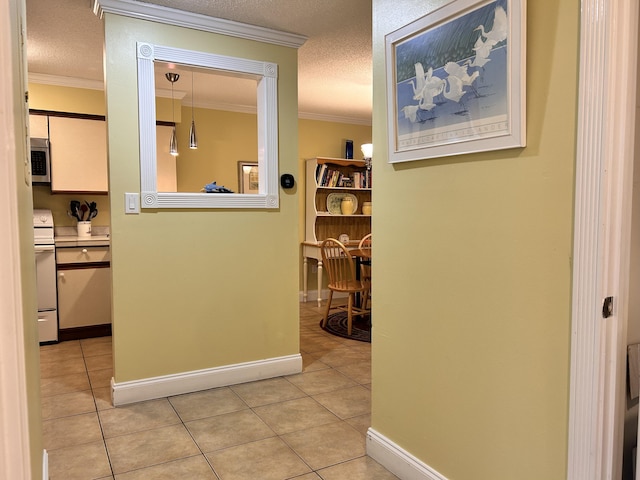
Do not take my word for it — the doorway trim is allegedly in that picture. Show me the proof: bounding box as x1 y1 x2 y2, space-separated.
568 0 638 478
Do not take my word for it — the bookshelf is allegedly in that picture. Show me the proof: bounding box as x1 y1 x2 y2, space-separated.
302 157 372 305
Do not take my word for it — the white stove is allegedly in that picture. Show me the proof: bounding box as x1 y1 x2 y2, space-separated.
33 209 58 343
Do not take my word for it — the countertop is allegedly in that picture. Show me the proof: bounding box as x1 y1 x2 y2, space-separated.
55 225 110 247
55 235 110 248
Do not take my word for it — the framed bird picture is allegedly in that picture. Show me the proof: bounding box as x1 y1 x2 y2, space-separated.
385 0 526 163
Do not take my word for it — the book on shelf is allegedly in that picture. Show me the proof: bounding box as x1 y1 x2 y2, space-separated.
316 164 372 189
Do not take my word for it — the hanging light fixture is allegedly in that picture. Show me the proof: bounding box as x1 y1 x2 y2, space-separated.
189 71 198 149
165 72 180 156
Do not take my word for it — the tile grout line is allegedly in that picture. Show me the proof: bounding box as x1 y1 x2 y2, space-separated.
81 340 117 479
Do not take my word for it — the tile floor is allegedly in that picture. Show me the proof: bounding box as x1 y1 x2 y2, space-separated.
39 301 397 479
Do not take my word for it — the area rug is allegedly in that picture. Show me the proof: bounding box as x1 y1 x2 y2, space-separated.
320 311 371 343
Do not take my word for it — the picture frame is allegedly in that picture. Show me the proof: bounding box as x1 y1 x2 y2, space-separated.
238 161 259 194
385 0 526 163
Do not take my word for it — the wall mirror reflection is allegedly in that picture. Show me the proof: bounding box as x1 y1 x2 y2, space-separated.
137 42 279 209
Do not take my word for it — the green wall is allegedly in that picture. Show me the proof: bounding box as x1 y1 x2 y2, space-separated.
371 0 577 478
103 14 300 382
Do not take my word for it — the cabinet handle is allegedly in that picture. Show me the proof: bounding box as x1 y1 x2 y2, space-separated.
58 272 65 278
82 249 88 254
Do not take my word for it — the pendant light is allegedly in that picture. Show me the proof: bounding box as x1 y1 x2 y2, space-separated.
165 72 180 156
189 71 198 149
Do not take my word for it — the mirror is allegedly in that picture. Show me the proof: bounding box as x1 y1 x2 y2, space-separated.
137 42 279 209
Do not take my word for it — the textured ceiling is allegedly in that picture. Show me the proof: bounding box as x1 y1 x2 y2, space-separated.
25 0 372 124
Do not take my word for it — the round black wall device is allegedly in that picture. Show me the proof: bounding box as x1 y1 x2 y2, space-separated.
280 174 295 189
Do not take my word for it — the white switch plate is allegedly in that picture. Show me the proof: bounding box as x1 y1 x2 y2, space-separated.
125 193 140 214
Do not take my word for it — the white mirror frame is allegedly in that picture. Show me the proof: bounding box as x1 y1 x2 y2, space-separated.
137 42 279 209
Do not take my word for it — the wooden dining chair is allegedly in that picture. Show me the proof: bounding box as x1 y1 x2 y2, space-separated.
357 233 372 310
320 238 371 336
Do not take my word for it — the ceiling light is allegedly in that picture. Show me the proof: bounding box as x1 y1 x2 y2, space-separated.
165 72 180 156
189 71 198 149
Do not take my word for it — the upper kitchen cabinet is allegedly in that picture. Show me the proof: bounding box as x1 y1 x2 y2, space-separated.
48 116 108 193
29 114 49 138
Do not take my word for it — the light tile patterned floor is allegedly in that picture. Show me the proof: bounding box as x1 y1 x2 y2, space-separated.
39 301 398 479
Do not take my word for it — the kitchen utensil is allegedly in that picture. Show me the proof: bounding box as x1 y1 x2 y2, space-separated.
80 204 89 221
85 201 98 221
69 200 82 221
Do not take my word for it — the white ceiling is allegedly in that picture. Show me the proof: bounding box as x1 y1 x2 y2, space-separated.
25 0 373 125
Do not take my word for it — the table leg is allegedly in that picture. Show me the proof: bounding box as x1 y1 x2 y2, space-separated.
303 256 308 302
317 259 323 307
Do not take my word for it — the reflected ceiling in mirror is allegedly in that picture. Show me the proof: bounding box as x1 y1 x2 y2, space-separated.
137 42 279 209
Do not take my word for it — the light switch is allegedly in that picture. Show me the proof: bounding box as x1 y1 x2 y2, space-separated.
125 193 140 214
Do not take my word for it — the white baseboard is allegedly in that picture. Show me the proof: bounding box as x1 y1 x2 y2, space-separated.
112 353 302 406
366 428 449 480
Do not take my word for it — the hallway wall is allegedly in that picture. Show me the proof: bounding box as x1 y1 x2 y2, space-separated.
370 0 578 478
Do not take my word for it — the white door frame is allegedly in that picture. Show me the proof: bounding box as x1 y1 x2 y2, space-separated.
0 0 34 478
568 0 639 478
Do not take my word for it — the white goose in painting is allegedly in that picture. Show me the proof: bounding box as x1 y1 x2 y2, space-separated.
475 6 507 46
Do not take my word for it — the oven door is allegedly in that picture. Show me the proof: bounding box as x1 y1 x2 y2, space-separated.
35 244 57 311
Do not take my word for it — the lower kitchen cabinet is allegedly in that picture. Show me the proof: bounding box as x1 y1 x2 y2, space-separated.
56 246 111 340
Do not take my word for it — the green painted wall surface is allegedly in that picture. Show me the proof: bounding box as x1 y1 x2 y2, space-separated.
103 14 300 382
371 1 577 479
28 83 105 115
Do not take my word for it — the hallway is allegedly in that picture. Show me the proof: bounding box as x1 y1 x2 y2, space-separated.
39 301 394 479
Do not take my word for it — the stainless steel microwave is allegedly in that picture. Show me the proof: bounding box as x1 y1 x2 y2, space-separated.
30 138 51 183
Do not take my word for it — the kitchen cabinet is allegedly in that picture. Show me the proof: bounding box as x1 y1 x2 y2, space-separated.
48 116 108 193
56 245 111 340
29 114 49 139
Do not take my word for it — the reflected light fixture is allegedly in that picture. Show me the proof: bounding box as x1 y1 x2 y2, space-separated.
189 71 198 149
361 143 373 170
165 72 180 156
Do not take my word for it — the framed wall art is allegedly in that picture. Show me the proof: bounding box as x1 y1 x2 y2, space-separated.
385 0 526 163
238 161 259 194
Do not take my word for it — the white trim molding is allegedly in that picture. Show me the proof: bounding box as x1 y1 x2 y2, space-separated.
92 0 306 49
112 354 302 406
568 0 638 478
366 428 449 480
137 42 280 209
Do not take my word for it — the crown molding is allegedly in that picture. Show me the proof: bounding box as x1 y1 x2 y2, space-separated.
92 0 307 49
298 111 372 126
27 73 104 91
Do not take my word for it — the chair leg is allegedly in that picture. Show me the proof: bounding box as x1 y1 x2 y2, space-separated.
361 288 369 310
347 294 354 336
322 290 334 328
